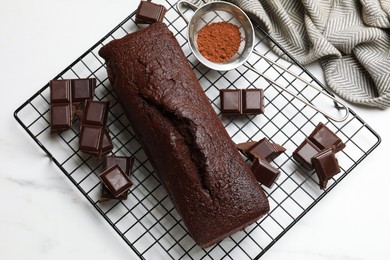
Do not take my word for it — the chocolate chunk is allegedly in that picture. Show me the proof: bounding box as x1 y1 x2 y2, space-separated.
251 158 280 188
308 122 345 152
312 147 340 189
51 103 72 133
220 88 265 116
99 165 133 197
50 80 71 103
247 138 281 161
79 125 103 153
50 80 73 134
135 1 167 24
71 78 95 102
292 138 322 170
79 100 112 157
83 100 109 125
100 156 134 202
220 89 241 115
242 89 264 115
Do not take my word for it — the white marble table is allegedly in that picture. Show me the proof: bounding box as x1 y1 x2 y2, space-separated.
1 0 389 259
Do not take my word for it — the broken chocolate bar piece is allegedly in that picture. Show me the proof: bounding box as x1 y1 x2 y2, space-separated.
242 89 264 115
251 158 280 188
312 147 340 189
79 100 112 157
308 122 345 152
220 89 241 115
292 138 322 170
135 1 167 24
247 138 285 161
99 165 133 197
50 80 72 134
220 88 265 116
100 156 134 202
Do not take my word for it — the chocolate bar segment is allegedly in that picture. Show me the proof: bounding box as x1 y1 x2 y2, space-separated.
308 122 345 152
135 1 167 24
247 138 283 161
312 147 340 189
79 100 112 157
72 78 95 102
251 158 280 188
220 89 241 115
99 165 133 197
100 156 134 202
242 89 264 115
50 80 73 134
292 138 321 170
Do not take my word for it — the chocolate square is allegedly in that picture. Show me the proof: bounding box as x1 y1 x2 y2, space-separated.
51 103 72 133
79 125 103 153
292 138 322 170
72 78 95 102
99 165 133 197
308 122 345 152
251 158 280 188
312 147 340 189
50 80 71 103
100 156 134 202
247 138 278 161
220 89 241 115
135 1 167 24
83 101 109 126
242 89 264 115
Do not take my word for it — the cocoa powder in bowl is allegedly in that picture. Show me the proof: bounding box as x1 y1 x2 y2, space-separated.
197 22 241 63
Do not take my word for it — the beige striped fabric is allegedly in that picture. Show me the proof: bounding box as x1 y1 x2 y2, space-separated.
198 0 390 108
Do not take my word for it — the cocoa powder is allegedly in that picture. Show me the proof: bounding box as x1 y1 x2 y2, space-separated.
197 22 241 63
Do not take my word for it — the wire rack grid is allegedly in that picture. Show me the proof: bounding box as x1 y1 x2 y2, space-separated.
14 0 380 259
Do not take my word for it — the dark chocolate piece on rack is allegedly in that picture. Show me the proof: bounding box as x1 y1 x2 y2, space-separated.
135 1 167 24
312 147 340 189
308 122 345 152
79 100 112 157
50 80 71 103
242 89 264 115
251 158 280 188
247 138 283 161
220 89 242 115
100 156 134 202
83 100 109 125
292 138 322 170
50 80 73 134
50 103 72 134
71 78 95 102
79 125 103 153
99 165 133 197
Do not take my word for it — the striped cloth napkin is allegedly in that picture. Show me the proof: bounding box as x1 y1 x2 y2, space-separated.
199 0 390 108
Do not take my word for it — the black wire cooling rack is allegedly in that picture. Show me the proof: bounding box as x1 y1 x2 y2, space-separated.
14 0 381 259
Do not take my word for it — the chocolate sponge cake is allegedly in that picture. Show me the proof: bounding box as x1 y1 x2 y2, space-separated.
99 22 269 247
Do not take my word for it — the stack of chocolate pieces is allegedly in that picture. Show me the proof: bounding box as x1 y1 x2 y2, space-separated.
237 138 286 188
293 122 346 189
220 88 265 116
135 1 167 24
49 78 113 157
99 156 134 202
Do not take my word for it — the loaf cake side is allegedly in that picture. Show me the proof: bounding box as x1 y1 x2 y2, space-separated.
99 22 269 248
